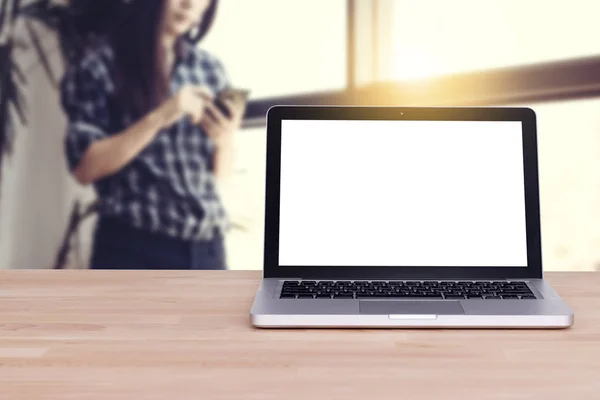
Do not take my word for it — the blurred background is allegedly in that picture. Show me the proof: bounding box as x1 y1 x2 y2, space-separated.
1 0 600 271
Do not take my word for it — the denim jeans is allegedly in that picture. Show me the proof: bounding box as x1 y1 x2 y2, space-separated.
90 217 227 270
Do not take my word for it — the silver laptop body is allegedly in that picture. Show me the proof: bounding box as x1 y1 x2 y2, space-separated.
250 106 574 328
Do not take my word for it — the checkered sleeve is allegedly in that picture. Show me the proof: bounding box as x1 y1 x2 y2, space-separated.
60 57 112 171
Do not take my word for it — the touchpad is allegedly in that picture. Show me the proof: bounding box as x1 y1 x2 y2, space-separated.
359 301 465 315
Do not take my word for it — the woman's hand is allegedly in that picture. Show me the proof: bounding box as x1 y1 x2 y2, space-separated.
200 99 244 149
200 99 245 180
160 85 215 127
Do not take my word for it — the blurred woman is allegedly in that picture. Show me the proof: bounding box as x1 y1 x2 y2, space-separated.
61 0 242 269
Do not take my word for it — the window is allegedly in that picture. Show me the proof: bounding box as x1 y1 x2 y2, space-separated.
222 127 267 270
511 99 600 272
388 0 600 81
202 0 348 99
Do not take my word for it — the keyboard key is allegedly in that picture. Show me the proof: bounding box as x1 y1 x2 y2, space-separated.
356 294 374 299
520 295 537 299
280 293 296 299
501 289 533 294
316 294 332 299
466 292 482 297
501 293 533 298
297 294 315 299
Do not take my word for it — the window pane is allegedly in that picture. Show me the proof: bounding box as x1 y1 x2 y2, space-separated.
390 0 600 81
202 0 348 99
510 99 600 272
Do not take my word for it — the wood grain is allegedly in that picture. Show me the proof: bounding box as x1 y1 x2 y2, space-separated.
0 271 599 399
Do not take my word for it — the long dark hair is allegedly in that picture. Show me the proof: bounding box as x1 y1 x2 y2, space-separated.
109 0 219 119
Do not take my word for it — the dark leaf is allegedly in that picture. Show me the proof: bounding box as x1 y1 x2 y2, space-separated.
0 98 15 158
24 18 57 85
20 2 62 29
6 72 28 125
0 44 14 159
10 58 26 84
11 0 21 20
0 0 10 33
18 0 49 14
22 3 81 63
81 200 100 219
53 200 81 269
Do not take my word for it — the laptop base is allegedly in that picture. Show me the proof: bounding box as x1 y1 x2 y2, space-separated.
250 278 574 329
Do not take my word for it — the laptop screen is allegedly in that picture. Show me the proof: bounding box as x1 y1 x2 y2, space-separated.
278 119 529 267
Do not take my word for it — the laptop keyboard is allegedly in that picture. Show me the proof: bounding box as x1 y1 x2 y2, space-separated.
280 280 536 300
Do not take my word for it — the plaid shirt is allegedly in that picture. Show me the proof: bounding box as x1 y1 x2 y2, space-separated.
61 40 231 240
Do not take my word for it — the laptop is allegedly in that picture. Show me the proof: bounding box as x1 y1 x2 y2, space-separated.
250 106 574 328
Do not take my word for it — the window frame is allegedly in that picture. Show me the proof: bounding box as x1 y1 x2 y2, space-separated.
243 0 600 128
242 0 363 127
370 0 600 107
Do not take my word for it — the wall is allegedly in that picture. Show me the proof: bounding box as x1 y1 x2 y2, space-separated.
0 32 95 269
530 98 600 272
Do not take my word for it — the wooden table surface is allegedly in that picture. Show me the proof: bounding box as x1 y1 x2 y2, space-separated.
0 271 599 400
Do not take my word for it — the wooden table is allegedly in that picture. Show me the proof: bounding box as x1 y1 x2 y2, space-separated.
0 271 599 399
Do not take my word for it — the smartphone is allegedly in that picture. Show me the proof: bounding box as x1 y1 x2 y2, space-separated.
215 88 250 118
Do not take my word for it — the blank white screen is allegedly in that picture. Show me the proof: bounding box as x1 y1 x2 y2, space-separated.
278 119 529 267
